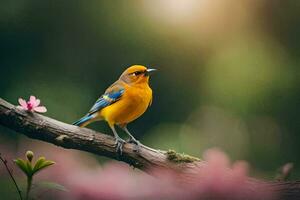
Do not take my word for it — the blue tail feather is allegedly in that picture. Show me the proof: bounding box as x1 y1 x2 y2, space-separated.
72 115 94 127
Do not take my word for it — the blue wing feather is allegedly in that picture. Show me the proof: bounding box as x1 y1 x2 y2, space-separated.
72 115 94 126
88 86 124 115
73 82 125 127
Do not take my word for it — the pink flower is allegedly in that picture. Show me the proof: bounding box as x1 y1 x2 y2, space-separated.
9 141 276 200
18 95 47 113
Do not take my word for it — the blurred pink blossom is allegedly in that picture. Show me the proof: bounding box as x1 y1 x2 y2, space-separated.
46 147 274 200
2 140 276 200
18 95 47 113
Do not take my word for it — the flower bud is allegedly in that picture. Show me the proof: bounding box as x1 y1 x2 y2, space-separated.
26 151 34 162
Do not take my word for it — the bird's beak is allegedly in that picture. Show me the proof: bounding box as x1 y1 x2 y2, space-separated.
145 68 157 76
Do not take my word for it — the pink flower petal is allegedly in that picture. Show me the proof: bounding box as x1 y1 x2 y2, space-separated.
33 106 47 113
16 105 28 110
29 95 36 104
18 98 28 109
34 99 41 107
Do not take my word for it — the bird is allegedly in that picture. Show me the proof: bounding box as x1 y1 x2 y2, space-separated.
73 65 156 154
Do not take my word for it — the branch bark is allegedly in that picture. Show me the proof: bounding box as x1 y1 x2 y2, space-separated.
0 98 201 171
0 98 300 199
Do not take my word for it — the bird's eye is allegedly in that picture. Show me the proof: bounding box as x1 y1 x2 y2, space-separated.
133 71 143 76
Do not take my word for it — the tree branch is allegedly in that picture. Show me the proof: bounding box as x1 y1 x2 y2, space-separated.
0 98 200 172
1 98 300 199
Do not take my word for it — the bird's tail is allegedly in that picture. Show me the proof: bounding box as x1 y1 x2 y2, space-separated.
72 115 94 127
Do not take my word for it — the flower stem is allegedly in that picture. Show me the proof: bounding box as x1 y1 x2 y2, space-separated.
0 153 23 200
25 176 32 200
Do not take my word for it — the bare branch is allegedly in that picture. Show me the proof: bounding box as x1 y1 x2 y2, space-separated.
0 98 200 172
0 153 23 200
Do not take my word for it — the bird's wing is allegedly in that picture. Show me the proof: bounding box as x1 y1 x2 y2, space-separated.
88 82 125 115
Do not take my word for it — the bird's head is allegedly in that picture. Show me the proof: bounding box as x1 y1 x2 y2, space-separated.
120 65 156 85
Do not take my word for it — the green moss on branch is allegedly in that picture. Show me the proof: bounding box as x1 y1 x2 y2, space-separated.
166 150 200 163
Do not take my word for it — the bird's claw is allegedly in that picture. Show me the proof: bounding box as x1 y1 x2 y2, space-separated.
127 137 140 145
127 137 141 153
115 136 125 155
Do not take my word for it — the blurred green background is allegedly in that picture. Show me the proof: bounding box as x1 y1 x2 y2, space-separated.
1 0 300 182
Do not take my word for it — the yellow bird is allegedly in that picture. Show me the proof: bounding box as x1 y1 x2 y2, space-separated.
73 65 156 154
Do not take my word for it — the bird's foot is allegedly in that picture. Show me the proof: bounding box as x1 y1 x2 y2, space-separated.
115 136 125 155
127 137 141 153
127 137 140 145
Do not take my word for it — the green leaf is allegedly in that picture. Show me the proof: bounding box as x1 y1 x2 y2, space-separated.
35 181 68 192
26 160 33 176
32 157 55 174
14 158 28 175
32 157 46 172
14 158 33 177
37 160 55 172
